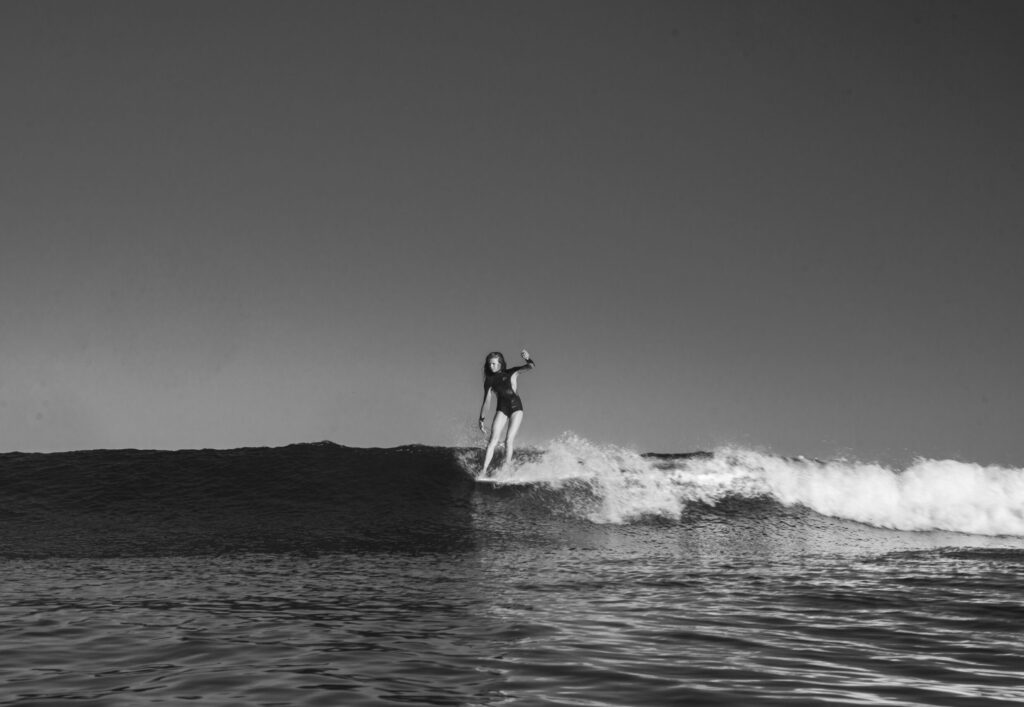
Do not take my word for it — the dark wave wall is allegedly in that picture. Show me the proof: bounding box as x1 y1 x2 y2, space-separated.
0 443 477 558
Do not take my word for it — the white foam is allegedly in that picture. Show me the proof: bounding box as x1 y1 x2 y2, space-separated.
474 435 1024 536
747 450 1024 536
487 434 733 524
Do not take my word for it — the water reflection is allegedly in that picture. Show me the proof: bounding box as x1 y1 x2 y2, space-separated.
4 501 1024 706
2 553 517 706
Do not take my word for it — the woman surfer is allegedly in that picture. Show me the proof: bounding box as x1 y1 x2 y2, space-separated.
478 349 536 476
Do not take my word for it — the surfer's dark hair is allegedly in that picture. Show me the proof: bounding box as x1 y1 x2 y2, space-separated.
483 352 506 378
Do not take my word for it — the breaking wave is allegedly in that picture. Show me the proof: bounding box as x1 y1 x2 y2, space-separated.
472 434 1024 536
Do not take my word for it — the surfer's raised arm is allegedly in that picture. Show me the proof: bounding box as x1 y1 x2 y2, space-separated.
508 350 536 378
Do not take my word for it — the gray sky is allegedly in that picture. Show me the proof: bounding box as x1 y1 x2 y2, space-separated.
2 1 1023 464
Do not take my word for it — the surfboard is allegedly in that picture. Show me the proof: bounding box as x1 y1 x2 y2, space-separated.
475 477 534 486
475 474 593 487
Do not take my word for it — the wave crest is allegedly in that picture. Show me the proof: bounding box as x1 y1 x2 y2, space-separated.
479 436 1024 536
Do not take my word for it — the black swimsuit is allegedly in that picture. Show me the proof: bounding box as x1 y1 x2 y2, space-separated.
485 365 529 417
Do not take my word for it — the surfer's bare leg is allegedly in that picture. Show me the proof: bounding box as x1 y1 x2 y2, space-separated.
482 412 508 476
503 410 524 468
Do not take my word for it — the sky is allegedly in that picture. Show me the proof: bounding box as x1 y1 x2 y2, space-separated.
2 0 1023 464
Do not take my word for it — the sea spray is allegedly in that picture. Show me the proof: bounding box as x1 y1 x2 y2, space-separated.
475 436 1024 536
484 434 723 523
745 450 1024 536
514 434 680 523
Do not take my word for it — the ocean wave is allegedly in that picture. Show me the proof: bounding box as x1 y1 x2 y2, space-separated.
1 438 1021 559
473 435 1024 536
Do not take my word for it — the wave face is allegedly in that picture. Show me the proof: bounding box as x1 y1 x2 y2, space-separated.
0 442 476 558
2 437 1022 558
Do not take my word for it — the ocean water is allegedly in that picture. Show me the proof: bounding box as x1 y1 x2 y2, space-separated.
2 437 1023 706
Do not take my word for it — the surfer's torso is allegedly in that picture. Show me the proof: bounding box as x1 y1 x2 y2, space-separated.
485 366 528 416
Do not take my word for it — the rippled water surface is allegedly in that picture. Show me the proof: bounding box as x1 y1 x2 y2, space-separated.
4 513 1024 706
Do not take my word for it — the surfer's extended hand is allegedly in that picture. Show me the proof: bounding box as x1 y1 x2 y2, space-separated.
521 348 531 361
